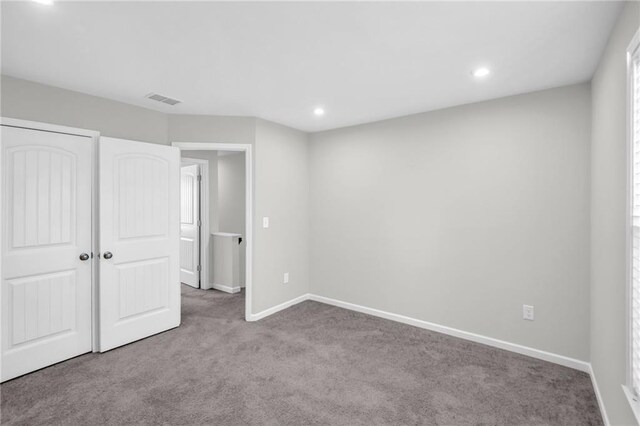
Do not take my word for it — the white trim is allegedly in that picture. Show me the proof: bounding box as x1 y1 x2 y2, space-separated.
1 120 2 381
173 142 246 152
627 26 640 401
248 293 310 321
172 142 253 321
180 157 210 290
623 385 640 426
211 283 242 294
0 118 99 139
587 366 610 426
90 128 99 353
249 291 589 372
250 290 605 421
307 294 590 372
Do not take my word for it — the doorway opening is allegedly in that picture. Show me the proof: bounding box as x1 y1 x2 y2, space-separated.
173 143 252 321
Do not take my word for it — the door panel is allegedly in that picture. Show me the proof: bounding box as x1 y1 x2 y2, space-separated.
180 164 200 288
99 137 180 352
1 126 92 382
117 257 168 319
117 156 169 239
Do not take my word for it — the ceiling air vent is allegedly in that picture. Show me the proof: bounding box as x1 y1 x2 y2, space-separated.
145 93 181 106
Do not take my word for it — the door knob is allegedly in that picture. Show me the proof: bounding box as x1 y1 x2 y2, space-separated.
103 251 113 259
79 253 90 261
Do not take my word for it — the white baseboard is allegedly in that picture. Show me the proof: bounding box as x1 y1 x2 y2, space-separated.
211 283 242 294
249 292 604 420
248 293 310 321
589 366 611 426
622 384 640 426
590 365 609 426
590 366 610 426
307 294 590 373
249 292 589 372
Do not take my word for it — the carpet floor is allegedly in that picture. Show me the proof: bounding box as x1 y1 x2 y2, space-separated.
1 285 602 425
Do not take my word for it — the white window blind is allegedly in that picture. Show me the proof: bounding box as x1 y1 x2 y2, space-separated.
632 48 640 395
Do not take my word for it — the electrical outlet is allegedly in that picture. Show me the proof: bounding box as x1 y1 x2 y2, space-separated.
263 217 269 228
523 305 534 321
283 272 289 284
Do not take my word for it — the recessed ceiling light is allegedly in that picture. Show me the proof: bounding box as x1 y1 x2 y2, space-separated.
314 107 325 116
32 0 54 5
472 67 491 78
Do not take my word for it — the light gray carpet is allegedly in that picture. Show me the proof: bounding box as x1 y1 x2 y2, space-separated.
1 285 602 425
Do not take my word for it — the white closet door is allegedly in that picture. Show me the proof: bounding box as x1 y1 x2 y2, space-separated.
180 164 200 288
98 137 180 352
1 126 92 382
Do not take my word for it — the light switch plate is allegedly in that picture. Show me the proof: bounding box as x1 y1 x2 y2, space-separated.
263 217 269 228
284 272 289 284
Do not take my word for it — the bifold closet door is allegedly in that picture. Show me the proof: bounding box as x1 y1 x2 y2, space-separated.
180 164 200 288
98 137 180 352
1 126 92 382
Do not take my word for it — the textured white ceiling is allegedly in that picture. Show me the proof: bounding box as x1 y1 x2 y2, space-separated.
1 1 623 132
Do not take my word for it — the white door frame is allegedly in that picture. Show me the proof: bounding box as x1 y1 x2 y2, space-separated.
172 142 253 321
0 117 101 382
180 157 209 289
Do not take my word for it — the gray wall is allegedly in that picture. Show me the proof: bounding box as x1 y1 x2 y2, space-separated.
168 114 256 146
253 119 310 313
1 75 168 144
218 153 246 285
310 83 592 361
218 153 246 234
591 2 640 425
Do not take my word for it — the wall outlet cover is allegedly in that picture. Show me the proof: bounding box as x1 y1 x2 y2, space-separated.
283 272 289 284
523 305 534 321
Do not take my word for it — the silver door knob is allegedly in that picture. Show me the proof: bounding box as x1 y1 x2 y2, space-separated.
79 253 90 261
103 251 113 260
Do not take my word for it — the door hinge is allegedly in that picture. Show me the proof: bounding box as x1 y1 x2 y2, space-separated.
197 174 202 182
197 220 201 227
197 265 201 272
